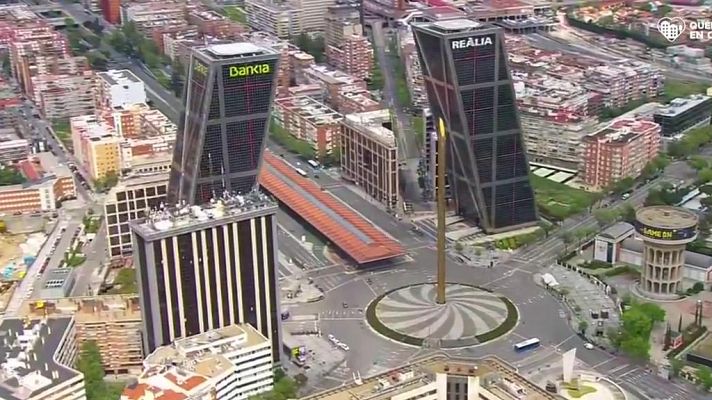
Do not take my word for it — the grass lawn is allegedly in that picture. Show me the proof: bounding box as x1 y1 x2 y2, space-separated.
531 175 596 220
108 268 137 294
224 6 247 24
661 79 708 103
567 385 597 398
52 119 73 150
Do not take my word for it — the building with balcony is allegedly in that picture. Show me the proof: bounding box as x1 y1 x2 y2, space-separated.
0 316 85 400
21 296 144 375
326 34 373 80
0 138 29 163
97 69 146 110
120 2 191 34
122 324 274 400
583 118 661 189
341 110 399 209
273 96 342 159
100 0 120 24
187 9 245 38
653 94 712 137
243 0 301 38
32 71 96 120
70 115 121 181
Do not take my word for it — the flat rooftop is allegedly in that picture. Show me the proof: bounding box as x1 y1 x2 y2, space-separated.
0 317 80 400
301 355 556 400
20 296 141 323
130 190 277 240
98 69 141 86
654 94 711 117
636 206 698 230
414 18 496 35
259 152 405 265
344 110 397 147
201 42 277 60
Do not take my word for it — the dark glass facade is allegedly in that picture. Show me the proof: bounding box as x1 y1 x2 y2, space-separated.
653 96 712 137
413 22 538 233
169 47 280 206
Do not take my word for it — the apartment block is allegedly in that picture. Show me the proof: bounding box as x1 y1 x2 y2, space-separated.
0 153 75 214
273 96 342 158
653 94 712 137
187 9 246 38
401 33 427 108
0 139 29 163
336 86 381 114
97 69 146 110
583 118 662 189
0 317 85 400
15 54 89 98
100 0 121 24
21 296 144 375
245 32 295 95
70 115 121 180
325 3 362 48
104 173 168 259
515 76 600 169
244 0 301 38
8 27 70 95
584 61 665 109
121 2 191 34
341 110 399 209
32 72 96 120
122 324 273 400
121 134 175 171
303 65 378 113
326 34 373 80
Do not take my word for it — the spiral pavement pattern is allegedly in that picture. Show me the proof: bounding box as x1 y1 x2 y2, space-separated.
374 283 508 341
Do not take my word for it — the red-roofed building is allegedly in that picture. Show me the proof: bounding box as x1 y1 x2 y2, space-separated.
0 153 75 214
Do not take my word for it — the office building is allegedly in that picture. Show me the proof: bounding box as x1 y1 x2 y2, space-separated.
273 96 342 159
582 118 661 190
168 43 279 206
96 69 146 110
0 317 86 400
70 115 121 180
22 296 144 375
0 153 75 214
104 173 168 259
130 191 281 361
341 110 399 209
653 94 712 137
413 19 538 233
100 0 120 24
301 354 557 400
122 324 273 400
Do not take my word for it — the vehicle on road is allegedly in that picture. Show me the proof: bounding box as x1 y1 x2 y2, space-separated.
280 311 290 320
584 342 594 350
514 338 540 352
621 192 631 200
307 160 319 168
338 343 350 351
295 168 307 177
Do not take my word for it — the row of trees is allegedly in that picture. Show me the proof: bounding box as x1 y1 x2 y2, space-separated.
249 369 304 400
609 302 666 361
76 342 125 400
668 126 712 159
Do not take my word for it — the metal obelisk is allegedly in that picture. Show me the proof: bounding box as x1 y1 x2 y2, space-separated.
436 117 447 304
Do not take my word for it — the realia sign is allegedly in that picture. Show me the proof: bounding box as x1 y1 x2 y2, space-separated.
451 36 493 50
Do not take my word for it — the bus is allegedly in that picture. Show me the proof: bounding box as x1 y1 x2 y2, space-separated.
295 168 308 177
514 338 540 352
307 160 320 168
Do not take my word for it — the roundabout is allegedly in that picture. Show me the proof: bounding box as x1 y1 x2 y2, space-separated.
366 282 518 348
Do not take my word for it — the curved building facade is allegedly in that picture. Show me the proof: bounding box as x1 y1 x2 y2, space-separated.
636 206 698 298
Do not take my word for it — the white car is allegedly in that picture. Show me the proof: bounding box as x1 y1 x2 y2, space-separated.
584 343 594 350
327 334 335 341
339 343 350 351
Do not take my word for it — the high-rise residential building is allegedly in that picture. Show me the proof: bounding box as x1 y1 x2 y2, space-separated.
582 118 661 190
70 115 121 180
129 192 281 362
0 317 86 400
168 43 280 206
32 72 96 120
243 0 301 38
104 173 168 259
325 3 362 48
413 19 538 233
100 0 121 24
122 324 273 400
340 110 399 209
96 69 146 110
325 4 372 80
653 94 712 137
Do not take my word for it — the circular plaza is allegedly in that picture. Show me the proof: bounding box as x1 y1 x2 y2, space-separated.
366 282 518 348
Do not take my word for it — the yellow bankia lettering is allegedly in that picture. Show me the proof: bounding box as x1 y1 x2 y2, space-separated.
228 64 271 78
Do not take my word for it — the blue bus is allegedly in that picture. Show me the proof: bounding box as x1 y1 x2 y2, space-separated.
514 338 540 352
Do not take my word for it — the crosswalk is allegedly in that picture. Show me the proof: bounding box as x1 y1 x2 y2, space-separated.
312 274 352 293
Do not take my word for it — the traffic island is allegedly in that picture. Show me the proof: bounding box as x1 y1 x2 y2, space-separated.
366 282 518 348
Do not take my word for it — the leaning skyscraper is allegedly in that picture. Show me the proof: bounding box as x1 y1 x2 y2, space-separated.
169 43 280 206
412 19 538 233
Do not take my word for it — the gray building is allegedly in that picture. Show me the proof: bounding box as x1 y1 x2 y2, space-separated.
168 43 280 206
653 94 712 137
39 268 76 299
130 191 282 362
412 19 538 233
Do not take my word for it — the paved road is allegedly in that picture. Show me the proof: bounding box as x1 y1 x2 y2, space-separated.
70 223 108 296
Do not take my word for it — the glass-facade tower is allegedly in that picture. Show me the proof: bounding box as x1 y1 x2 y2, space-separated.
412 19 538 233
168 43 280 206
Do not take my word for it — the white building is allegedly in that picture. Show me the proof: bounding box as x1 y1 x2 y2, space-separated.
0 317 86 400
121 324 273 400
97 70 147 109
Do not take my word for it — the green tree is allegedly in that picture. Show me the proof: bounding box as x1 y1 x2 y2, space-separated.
593 208 619 226
698 168 712 185
64 17 76 27
695 366 712 391
638 302 666 323
670 358 684 377
620 335 651 361
609 177 635 195
578 320 589 335
76 341 107 399
688 155 710 171
562 231 575 248
622 308 653 338
1 53 9 76
454 242 464 252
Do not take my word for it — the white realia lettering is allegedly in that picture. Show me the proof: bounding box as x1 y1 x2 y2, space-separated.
451 36 493 49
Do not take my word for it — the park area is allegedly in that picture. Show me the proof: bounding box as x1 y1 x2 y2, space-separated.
531 175 598 220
